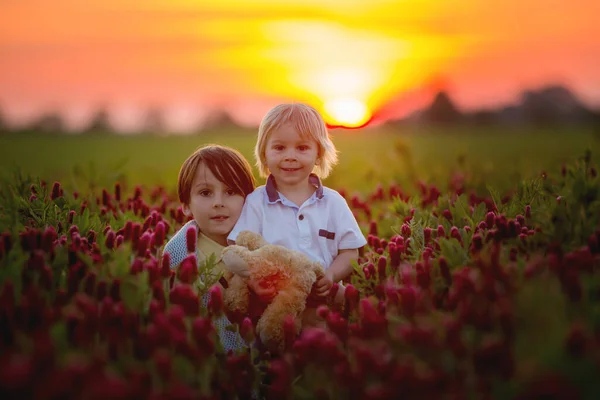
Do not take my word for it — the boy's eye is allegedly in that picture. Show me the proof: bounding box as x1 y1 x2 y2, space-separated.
225 189 237 196
199 190 212 197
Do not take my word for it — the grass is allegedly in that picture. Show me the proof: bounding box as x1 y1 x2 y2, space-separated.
1 125 598 195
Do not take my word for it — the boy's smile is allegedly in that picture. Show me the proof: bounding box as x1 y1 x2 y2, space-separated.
265 123 319 194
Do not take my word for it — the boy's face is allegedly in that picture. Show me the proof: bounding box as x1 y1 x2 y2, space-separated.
183 162 245 246
264 123 319 191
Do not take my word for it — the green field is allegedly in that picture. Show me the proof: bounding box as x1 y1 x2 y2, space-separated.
2 125 600 398
1 125 598 194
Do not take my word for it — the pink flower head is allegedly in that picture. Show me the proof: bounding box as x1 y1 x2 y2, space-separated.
123 221 133 241
475 221 487 232
50 181 62 200
450 226 461 242
109 279 121 301
131 222 142 245
130 259 144 275
207 285 224 316
153 350 172 382
142 216 152 234
177 255 197 284
359 298 387 338
423 227 432 244
398 286 417 317
114 183 121 202
401 223 411 238
388 243 401 269
377 256 387 281
329 282 340 301
471 233 483 252
161 252 172 278
416 262 430 289
369 220 378 236
104 230 116 250
185 225 197 254
192 316 215 351
283 314 298 351
485 211 496 229
137 232 151 258
169 285 199 317
442 209 453 221
344 284 360 313
240 317 255 344
437 224 446 238
153 221 166 247
41 226 57 253
101 189 110 207
266 359 293 398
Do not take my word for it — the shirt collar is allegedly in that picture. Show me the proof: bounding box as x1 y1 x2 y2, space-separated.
265 173 324 203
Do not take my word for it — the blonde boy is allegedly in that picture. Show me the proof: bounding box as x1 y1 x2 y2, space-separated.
228 103 366 317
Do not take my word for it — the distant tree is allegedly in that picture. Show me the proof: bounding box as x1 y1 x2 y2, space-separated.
83 108 113 134
29 111 66 133
141 107 166 135
469 109 497 126
422 91 463 125
201 109 240 132
0 107 8 133
521 85 591 126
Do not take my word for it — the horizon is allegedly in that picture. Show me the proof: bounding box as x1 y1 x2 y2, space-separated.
1 0 599 131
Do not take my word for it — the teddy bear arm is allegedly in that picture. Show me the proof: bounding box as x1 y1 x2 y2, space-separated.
313 262 325 279
223 274 250 315
222 247 252 279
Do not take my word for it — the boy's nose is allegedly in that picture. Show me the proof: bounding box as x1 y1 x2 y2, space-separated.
213 193 224 207
284 149 297 161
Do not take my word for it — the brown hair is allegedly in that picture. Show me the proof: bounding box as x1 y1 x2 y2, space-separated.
178 144 256 205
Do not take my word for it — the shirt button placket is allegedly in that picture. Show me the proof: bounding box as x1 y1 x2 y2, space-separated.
298 210 310 247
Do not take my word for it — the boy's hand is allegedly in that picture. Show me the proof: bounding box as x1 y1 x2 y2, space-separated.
313 270 334 297
247 278 277 303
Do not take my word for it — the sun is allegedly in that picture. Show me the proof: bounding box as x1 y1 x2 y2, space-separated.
323 98 372 128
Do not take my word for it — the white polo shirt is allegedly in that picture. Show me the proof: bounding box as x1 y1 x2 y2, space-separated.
227 174 367 269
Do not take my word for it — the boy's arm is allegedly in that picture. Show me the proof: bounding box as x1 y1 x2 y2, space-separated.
327 248 359 282
313 248 358 296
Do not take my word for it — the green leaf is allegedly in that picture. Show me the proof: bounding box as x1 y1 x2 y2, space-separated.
486 184 502 213
438 237 469 268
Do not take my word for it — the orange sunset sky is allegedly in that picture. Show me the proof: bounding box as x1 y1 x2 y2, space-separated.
1 0 599 130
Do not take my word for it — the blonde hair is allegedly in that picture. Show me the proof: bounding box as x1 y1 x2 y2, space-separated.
254 103 338 179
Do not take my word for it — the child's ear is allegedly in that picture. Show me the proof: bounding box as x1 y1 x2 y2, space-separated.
182 204 192 217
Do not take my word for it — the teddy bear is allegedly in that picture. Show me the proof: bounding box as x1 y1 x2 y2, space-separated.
221 230 326 352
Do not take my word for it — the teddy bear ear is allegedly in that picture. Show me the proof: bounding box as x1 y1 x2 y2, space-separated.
237 230 268 251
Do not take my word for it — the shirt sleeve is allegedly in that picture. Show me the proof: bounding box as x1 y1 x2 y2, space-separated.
333 192 367 250
227 191 264 243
